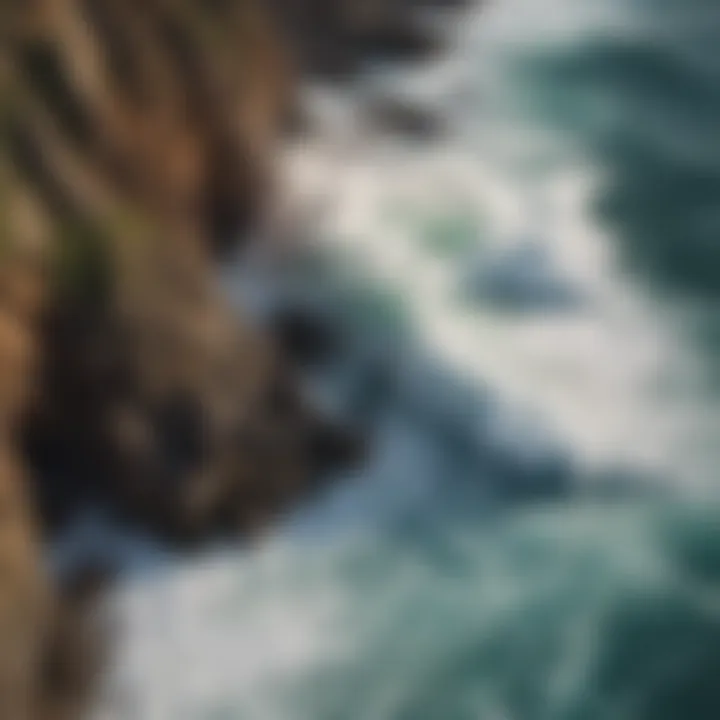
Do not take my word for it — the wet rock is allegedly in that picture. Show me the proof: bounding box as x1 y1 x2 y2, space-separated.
364 95 446 140
23 264 365 544
461 242 588 314
269 305 344 367
268 0 465 80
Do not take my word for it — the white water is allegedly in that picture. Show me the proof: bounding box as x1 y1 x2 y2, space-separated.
277 0 715 487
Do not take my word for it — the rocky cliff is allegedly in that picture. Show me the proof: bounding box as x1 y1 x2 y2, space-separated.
0 1 469 717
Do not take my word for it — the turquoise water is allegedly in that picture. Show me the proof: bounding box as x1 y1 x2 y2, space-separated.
96 503 720 719
96 1 720 717
274 506 720 720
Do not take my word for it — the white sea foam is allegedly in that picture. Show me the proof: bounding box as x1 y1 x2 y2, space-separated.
277 0 717 488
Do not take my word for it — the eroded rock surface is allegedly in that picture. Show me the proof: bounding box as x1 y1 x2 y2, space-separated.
1 1 353 716
0 0 471 716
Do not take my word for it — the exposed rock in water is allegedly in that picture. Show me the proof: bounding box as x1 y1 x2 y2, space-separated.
270 304 344 367
24 274 365 542
364 95 447 140
267 0 461 80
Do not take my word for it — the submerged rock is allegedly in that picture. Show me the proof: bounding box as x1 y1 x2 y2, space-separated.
270 304 344 367
461 241 588 313
364 95 446 140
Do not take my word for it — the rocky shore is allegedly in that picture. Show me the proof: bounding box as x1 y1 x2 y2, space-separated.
0 1 470 717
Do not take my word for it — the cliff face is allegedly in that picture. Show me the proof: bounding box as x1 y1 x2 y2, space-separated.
0 0 471 717
4 0 366 539
0 1 352 717
0 252 50 720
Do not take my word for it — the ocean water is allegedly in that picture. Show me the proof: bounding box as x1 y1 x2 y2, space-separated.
92 0 720 717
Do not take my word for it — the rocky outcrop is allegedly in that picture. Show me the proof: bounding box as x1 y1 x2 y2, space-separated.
269 0 469 79
0 0 472 716
24 254 362 540
0 1 356 717
4 0 361 542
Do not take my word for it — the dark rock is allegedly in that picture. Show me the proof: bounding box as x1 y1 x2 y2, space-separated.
268 0 467 80
461 242 589 314
365 96 446 139
23 279 366 544
270 305 343 367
